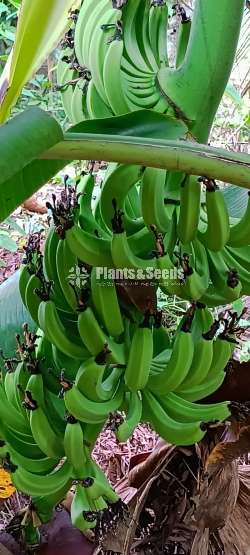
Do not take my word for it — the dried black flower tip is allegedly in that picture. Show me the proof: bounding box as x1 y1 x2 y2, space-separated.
46 177 79 237
111 198 124 233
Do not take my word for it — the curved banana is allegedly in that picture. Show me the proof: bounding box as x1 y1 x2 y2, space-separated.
19 264 32 307
71 484 97 531
122 0 156 74
103 38 130 115
116 391 142 442
111 230 156 270
159 392 230 424
26 373 45 408
86 79 113 119
30 406 64 459
0 385 29 435
65 224 113 267
77 307 126 364
143 390 205 445
7 444 58 476
76 357 122 402
38 300 89 359
11 460 72 497
178 370 226 402
176 18 191 68
100 164 143 234
25 274 42 326
207 249 242 302
148 325 194 394
88 7 122 105
64 381 124 424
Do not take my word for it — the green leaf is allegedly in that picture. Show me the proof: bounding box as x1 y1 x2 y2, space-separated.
0 3 9 15
0 271 35 365
5 216 26 235
231 298 245 316
0 0 80 122
70 110 189 140
0 230 17 252
223 184 248 218
7 0 21 7
225 82 243 106
0 107 66 222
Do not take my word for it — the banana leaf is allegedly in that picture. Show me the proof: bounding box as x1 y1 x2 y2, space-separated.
0 107 66 222
0 0 80 123
224 184 248 218
0 271 35 365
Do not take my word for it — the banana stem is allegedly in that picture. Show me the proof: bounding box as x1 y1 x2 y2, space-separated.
41 134 250 189
157 0 245 141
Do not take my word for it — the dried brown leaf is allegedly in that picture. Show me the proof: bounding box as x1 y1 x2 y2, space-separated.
206 425 250 476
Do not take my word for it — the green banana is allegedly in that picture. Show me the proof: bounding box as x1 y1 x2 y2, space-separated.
64 381 124 424
71 484 97 531
177 176 201 243
77 307 126 364
30 406 64 459
143 390 205 445
159 392 230 424
65 224 113 267
25 274 42 326
76 357 122 402
141 166 170 232
64 417 87 477
26 372 45 407
0 385 29 435
122 0 155 74
56 238 79 311
86 79 113 119
178 370 226 402
125 324 153 391
103 38 130 115
207 249 242 302
148 325 194 394
111 230 156 270
7 444 58 476
38 300 89 359
11 460 72 497
19 264 32 307
100 163 143 234
198 181 230 251
91 267 124 337
116 391 142 442
176 18 191 68
88 7 122 105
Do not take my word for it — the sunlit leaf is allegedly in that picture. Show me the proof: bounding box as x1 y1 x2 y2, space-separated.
0 230 17 252
0 0 80 123
0 271 35 363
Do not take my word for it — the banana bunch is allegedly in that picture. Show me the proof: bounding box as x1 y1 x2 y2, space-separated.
58 0 174 121
3 165 245 536
1 0 249 542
